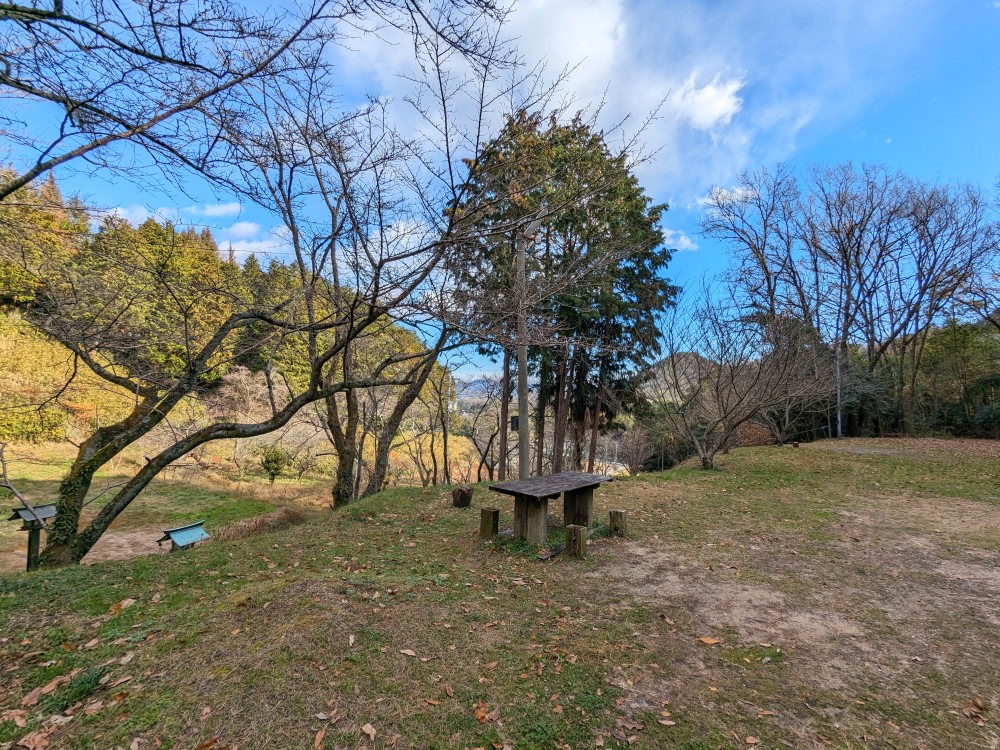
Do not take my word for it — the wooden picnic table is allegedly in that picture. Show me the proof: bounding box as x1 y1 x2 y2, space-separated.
488 471 612 545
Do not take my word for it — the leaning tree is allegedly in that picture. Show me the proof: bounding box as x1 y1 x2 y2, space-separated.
0 0 553 566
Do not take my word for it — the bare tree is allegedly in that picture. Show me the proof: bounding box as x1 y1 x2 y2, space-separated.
0 0 510 200
649 286 833 469
456 374 504 481
703 162 997 436
617 426 653 476
0 1 543 566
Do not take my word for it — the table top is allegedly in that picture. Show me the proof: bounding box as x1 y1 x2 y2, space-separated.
488 471 612 500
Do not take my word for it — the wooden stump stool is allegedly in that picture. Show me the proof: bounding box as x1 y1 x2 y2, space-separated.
480 507 499 538
452 486 473 508
609 509 628 537
566 524 587 558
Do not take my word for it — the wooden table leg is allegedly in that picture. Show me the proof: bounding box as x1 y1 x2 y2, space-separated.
513 495 528 540
563 486 594 527
525 498 548 546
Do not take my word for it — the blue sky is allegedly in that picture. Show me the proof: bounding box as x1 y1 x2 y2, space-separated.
11 0 1000 292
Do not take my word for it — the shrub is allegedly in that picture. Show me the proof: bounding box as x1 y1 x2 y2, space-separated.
259 443 292 483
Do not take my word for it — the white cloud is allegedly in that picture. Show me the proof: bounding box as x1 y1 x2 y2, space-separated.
675 74 745 132
223 0 941 247
226 221 261 239
219 226 293 264
106 204 181 226
663 228 698 253
184 202 241 218
504 0 937 203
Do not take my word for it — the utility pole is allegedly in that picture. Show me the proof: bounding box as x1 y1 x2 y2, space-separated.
517 217 544 479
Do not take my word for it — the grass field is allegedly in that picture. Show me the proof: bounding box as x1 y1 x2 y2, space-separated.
0 443 327 571
1 438 998 749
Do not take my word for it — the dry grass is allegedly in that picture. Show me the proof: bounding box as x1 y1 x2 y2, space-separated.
211 506 308 542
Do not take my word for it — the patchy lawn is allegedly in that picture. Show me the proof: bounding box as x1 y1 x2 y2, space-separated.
0 443 326 572
1 438 998 749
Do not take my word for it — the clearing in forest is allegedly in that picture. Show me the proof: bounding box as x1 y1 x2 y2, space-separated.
1 438 998 749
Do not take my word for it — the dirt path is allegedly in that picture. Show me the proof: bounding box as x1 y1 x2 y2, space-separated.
0 525 169 572
82 525 168 565
595 445 1000 749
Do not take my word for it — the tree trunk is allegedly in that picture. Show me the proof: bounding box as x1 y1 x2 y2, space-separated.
587 383 603 473
363 338 445 497
440 377 451 484
498 348 511 481
534 357 549 476
552 350 570 473
40 390 181 566
326 338 361 507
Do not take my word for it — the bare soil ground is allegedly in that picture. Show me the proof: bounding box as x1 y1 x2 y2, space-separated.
591 439 1000 749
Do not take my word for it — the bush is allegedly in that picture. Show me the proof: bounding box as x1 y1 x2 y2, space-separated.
973 405 1000 437
259 443 292 483
0 395 67 442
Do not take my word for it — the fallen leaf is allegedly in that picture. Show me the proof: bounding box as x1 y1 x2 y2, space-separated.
83 638 99 650
698 637 721 645
40 675 70 696
746 738 760 746
130 739 141 750
963 695 989 725
444 685 454 698
14 725 56 750
21 687 42 707
200 706 212 721
399 649 417 657
120 652 135 665
361 723 377 741
1 708 27 727
108 675 133 688
485 661 498 670
473 701 500 724
313 727 325 748
658 719 676 726
83 701 104 715
193 739 218 750
110 598 137 614
349 635 355 647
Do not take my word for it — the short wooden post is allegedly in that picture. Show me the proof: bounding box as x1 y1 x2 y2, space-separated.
566 524 587 558
26 525 41 572
524 499 548 546
609 509 628 537
480 507 499 538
